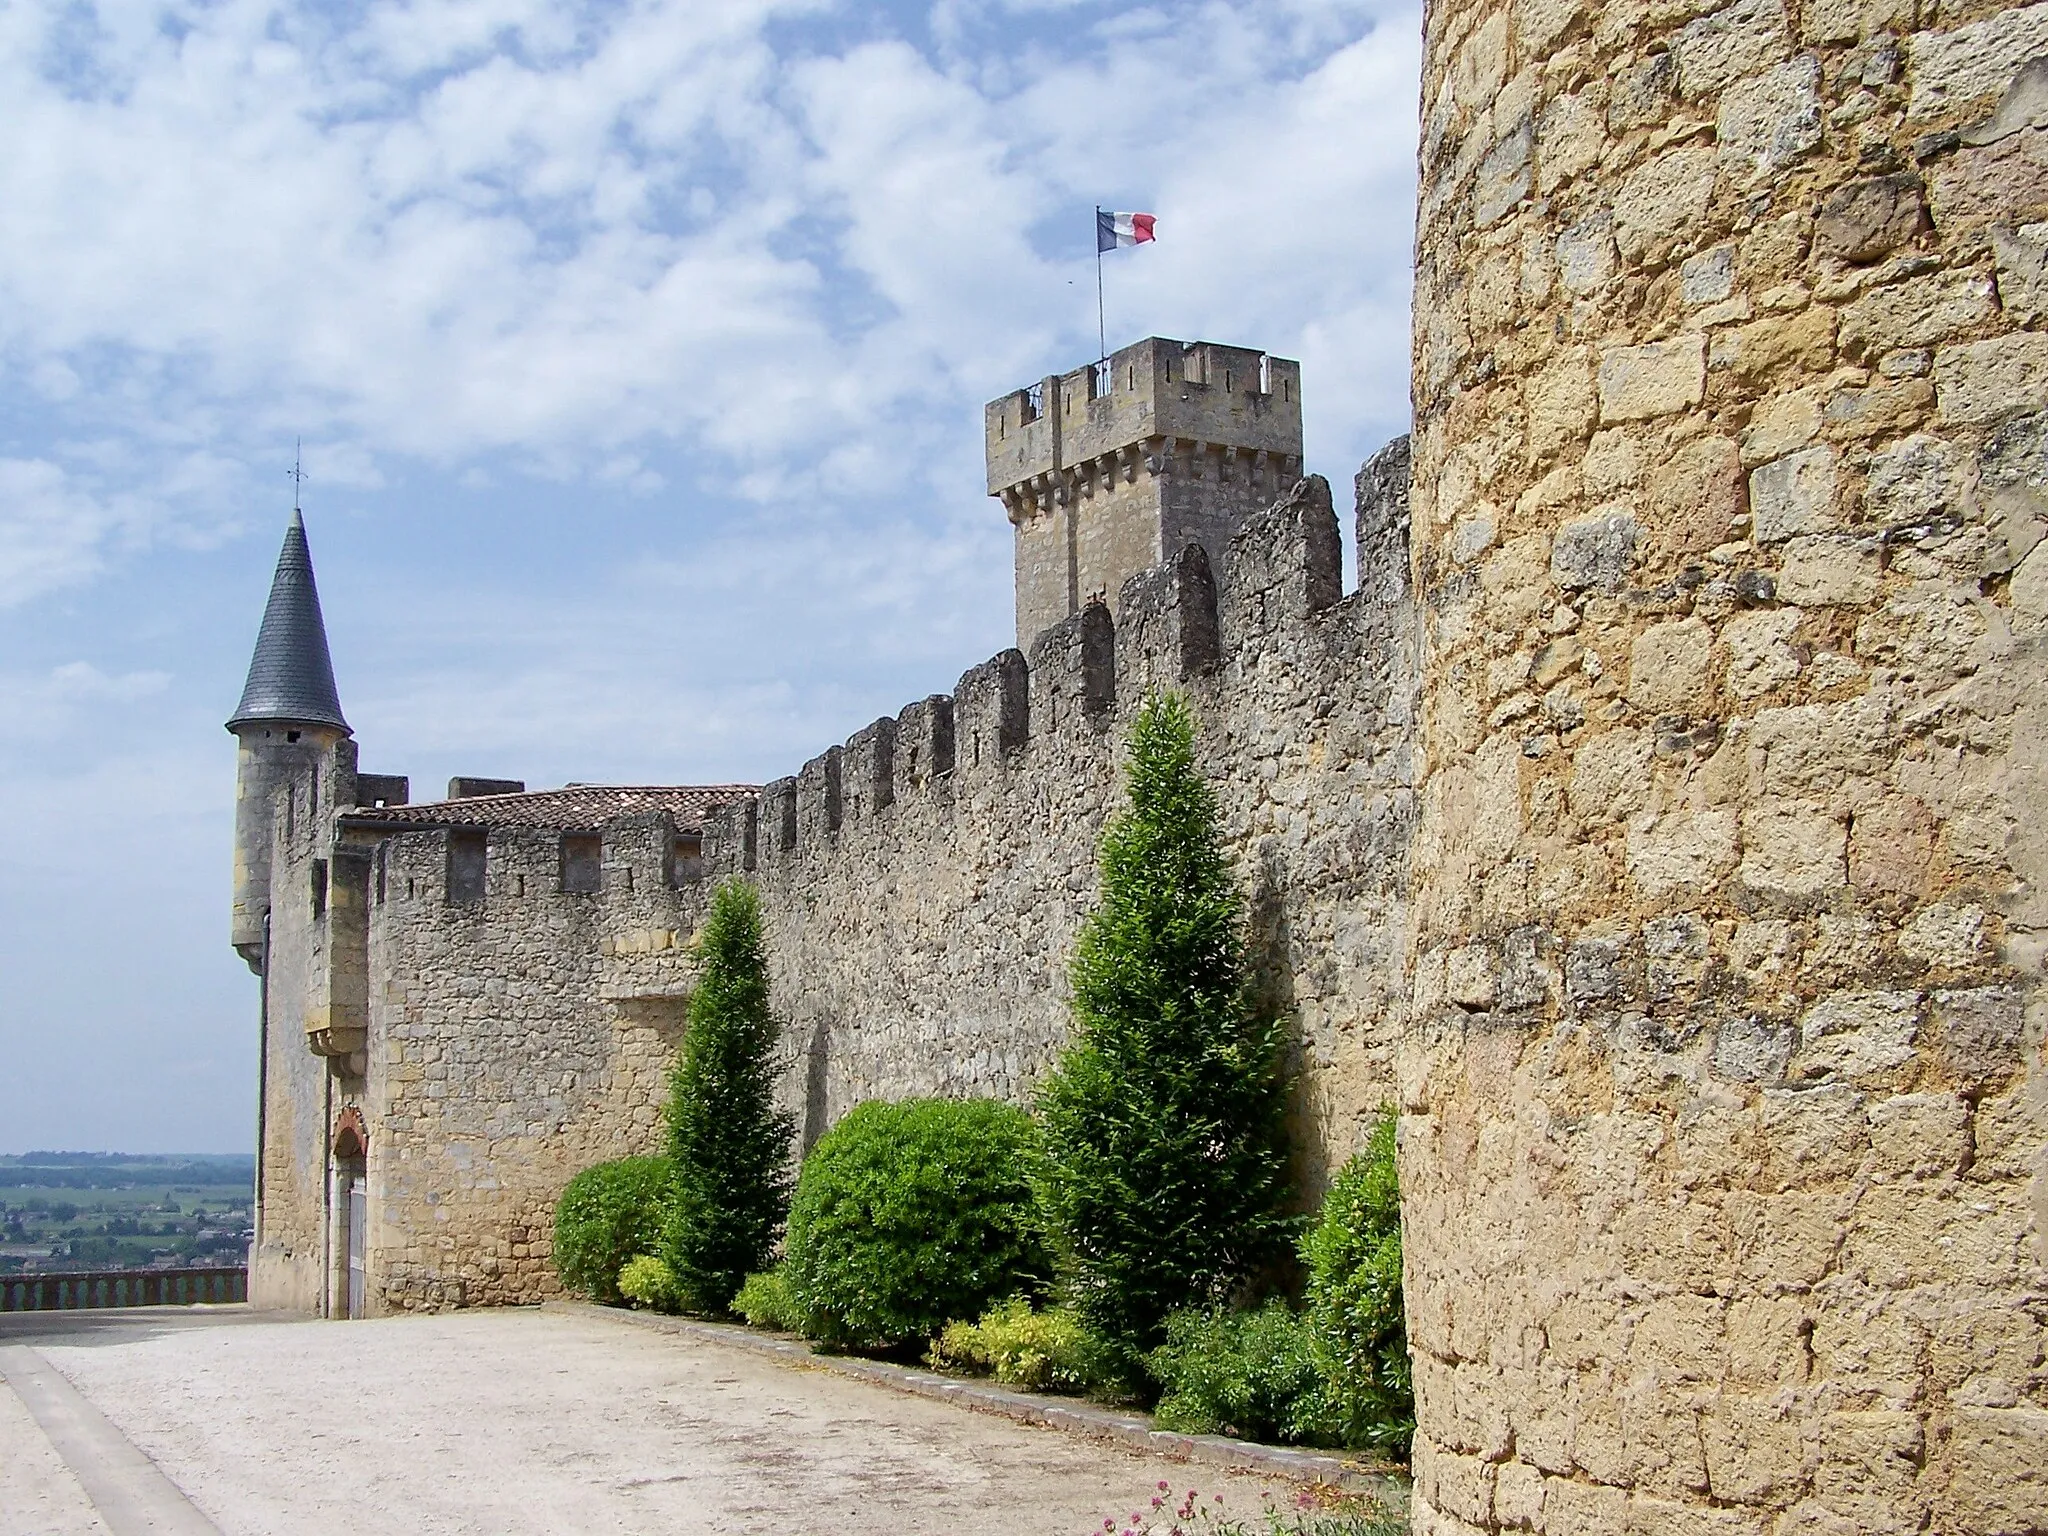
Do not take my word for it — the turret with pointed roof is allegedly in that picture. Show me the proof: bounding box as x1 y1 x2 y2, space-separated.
228 512 352 969
228 510 349 733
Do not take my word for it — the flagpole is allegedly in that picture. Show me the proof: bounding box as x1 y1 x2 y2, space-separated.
1095 206 1107 363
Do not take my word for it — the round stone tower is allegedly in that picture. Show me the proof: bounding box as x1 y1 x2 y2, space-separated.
1404 0 2048 1528
227 510 351 972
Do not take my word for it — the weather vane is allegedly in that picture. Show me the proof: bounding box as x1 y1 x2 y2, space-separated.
288 438 305 514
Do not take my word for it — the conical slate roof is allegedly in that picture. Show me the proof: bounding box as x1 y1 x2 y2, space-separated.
226 511 350 733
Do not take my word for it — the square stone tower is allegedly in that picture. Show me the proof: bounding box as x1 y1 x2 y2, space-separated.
986 336 1302 648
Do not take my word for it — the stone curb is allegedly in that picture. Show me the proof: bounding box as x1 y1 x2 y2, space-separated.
547 1301 1408 1499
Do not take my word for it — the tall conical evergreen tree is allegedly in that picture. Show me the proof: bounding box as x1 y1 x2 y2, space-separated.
1035 693 1291 1352
662 879 794 1314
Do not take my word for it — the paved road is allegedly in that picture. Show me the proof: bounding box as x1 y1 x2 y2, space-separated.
0 1306 1298 1535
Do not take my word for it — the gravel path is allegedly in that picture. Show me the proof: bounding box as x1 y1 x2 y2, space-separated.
0 1307 1301 1535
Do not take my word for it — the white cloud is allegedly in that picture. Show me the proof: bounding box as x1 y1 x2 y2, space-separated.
0 0 1416 504
0 458 146 605
0 661 173 743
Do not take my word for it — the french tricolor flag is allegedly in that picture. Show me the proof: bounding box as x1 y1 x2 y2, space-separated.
1097 210 1156 252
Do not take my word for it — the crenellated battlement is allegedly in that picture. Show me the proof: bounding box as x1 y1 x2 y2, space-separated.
985 338 1301 503
704 450 1410 881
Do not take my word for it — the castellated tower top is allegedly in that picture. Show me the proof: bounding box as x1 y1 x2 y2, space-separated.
985 336 1302 650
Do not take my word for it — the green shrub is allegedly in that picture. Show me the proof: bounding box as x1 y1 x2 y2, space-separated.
1036 693 1291 1352
1146 1301 1333 1446
662 879 795 1316
927 1297 1122 1395
784 1097 1047 1350
617 1253 682 1311
732 1269 801 1331
1302 1107 1412 1456
552 1156 674 1305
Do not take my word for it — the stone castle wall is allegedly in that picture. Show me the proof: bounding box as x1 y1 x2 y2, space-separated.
695 467 1418 1187
1404 0 2048 1528
356 816 698 1310
249 460 1420 1315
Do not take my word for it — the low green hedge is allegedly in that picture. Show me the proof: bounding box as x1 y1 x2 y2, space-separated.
553 1156 673 1305
784 1098 1047 1349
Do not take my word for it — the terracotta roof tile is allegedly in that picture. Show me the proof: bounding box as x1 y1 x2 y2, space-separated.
344 784 756 833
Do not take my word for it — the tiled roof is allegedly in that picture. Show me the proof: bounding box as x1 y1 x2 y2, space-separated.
344 785 757 832
227 511 349 733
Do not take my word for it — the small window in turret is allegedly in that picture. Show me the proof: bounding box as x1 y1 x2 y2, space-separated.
447 830 486 904
312 860 328 919
560 833 601 895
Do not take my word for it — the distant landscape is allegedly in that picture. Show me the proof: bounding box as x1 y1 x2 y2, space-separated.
0 1153 254 1273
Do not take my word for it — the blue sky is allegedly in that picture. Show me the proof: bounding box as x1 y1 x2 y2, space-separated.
0 0 1419 1153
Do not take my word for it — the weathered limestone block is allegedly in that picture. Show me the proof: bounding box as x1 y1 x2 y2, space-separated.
1992 221 2048 323
1814 175 1925 264
1674 0 1789 100
1612 147 1720 262
1718 55 1823 176
1840 270 1997 359
1907 4 2048 119
1749 445 1838 541
1777 535 1883 607
1550 511 1637 591
1598 337 1706 424
1929 129 2048 236
1792 989 1920 1083
1526 348 1595 454
1626 619 1712 712
1935 330 2048 424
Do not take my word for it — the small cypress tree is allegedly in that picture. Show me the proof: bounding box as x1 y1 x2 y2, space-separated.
1035 692 1291 1353
661 878 794 1314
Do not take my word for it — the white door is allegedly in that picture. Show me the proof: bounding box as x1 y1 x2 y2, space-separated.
346 1177 366 1319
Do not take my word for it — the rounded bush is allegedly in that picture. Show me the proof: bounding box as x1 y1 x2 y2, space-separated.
784 1098 1046 1349
553 1156 673 1304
